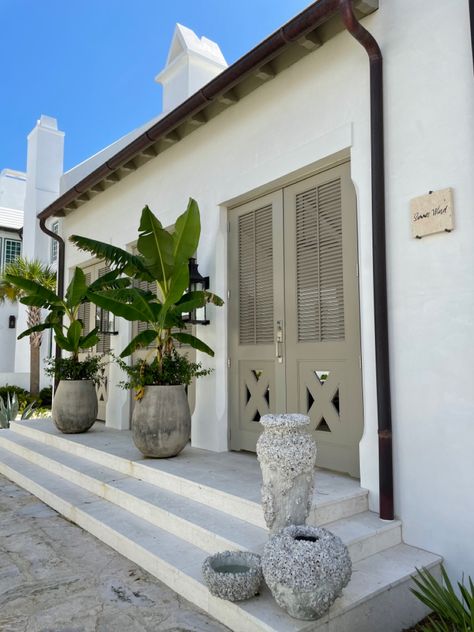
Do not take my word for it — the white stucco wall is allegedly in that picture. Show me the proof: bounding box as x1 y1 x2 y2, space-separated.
60 1 473 580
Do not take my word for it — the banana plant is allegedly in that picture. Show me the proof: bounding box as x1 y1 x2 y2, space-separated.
5 267 129 361
70 198 223 369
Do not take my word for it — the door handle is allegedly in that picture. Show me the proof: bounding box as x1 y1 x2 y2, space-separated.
275 321 284 363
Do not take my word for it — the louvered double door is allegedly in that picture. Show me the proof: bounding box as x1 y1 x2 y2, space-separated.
228 163 363 477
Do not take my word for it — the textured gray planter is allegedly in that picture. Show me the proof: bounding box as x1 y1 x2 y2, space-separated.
132 385 191 458
262 525 352 620
256 414 317 533
52 380 98 434
202 551 262 601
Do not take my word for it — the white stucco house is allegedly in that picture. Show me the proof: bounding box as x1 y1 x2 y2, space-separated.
0 1 473 630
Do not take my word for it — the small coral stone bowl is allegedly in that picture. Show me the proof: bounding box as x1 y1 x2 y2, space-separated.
202 550 263 602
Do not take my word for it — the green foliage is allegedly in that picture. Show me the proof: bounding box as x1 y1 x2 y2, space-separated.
38 386 53 407
20 400 38 420
411 565 474 631
115 350 212 390
0 385 31 411
0 392 19 428
45 355 108 386
70 199 223 371
6 264 128 364
0 257 56 305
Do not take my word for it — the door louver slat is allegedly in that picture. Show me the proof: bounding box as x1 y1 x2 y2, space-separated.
239 205 274 345
296 178 344 342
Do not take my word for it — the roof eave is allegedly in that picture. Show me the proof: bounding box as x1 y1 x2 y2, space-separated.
38 0 378 221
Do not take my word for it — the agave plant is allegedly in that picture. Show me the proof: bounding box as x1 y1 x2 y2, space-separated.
411 564 474 631
0 392 19 428
70 199 223 379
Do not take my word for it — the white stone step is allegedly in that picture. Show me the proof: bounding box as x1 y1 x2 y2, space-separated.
9 420 368 527
0 445 440 632
0 430 400 562
0 429 267 555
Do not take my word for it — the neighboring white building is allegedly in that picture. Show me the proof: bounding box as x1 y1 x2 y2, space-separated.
4 0 474 588
0 116 65 389
0 169 25 377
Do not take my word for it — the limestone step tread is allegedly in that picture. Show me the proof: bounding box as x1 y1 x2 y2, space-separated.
0 430 400 561
0 430 268 554
10 420 369 527
0 445 441 632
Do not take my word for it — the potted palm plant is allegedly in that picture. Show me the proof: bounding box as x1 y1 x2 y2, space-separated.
6 266 128 433
70 198 223 457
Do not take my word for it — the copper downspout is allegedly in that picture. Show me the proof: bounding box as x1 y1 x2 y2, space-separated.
339 0 394 520
39 218 65 389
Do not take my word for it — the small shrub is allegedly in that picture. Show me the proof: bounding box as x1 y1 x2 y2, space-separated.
45 355 107 386
38 385 52 407
116 350 212 392
411 564 474 631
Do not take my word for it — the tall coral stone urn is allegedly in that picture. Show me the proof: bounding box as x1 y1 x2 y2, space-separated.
256 414 317 533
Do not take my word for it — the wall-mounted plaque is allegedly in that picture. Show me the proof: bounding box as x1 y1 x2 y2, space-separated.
410 188 454 238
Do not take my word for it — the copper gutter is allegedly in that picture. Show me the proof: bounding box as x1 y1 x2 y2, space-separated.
39 218 65 382
339 0 393 520
36 0 393 519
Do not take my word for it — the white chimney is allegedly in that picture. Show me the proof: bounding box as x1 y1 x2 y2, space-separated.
22 115 64 262
155 24 227 113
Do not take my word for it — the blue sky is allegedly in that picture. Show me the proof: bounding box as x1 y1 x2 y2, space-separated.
1 0 311 173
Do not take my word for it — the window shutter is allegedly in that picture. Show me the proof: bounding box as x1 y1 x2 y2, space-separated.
133 279 157 349
77 272 92 337
238 205 274 345
296 178 344 342
96 266 111 353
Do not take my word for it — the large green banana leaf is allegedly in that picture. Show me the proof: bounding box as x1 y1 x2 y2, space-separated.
137 206 174 287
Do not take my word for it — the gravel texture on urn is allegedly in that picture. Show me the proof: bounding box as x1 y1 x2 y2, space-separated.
202 551 263 602
262 525 352 620
257 414 317 533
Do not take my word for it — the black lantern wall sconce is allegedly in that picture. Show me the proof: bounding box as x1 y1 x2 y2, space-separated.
183 257 210 325
8 315 16 329
96 308 119 335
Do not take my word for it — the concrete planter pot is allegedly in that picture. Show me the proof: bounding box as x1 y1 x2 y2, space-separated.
256 414 317 533
52 380 98 434
262 525 352 620
132 385 191 458
202 551 262 601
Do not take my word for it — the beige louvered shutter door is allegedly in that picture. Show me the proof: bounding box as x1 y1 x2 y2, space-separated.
284 162 363 477
229 190 285 452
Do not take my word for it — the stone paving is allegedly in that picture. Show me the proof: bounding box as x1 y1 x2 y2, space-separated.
0 474 229 632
